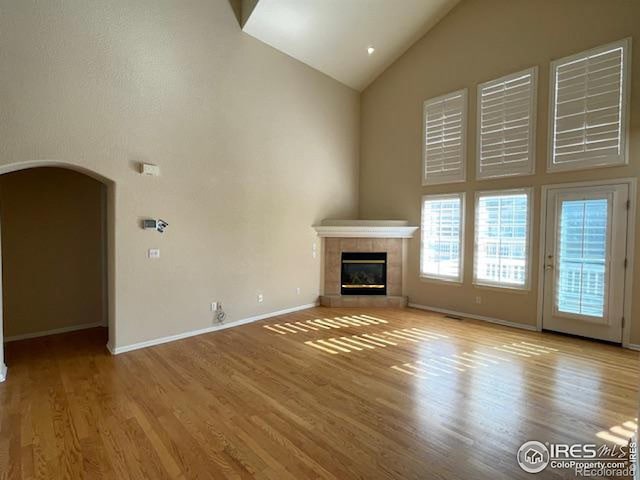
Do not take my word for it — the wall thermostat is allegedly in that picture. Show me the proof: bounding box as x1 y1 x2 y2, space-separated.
143 219 157 230
142 219 169 233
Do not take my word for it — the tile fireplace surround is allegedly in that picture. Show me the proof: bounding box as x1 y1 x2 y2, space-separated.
313 221 419 308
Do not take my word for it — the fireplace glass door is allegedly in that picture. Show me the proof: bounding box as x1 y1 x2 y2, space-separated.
341 252 387 295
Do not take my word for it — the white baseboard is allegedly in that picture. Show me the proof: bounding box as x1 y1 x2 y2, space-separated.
408 303 538 332
624 343 640 351
0 363 6 383
109 302 318 355
4 321 106 343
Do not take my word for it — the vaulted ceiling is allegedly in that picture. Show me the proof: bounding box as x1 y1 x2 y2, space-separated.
240 0 461 91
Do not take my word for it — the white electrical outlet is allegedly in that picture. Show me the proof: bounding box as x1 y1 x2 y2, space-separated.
257 293 264 303
296 287 301 295
148 248 160 259
475 296 482 304
210 302 218 312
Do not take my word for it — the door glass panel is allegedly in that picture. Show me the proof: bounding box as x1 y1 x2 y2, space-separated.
556 198 608 318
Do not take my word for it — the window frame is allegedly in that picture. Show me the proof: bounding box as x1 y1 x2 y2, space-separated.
547 38 631 173
422 89 468 186
420 192 466 283
476 66 538 180
473 188 533 291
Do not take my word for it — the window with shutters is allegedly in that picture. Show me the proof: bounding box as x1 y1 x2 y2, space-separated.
477 67 537 179
420 193 465 282
422 89 467 185
549 38 630 172
474 189 532 289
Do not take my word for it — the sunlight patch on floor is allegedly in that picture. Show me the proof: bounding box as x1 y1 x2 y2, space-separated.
263 314 391 335
391 342 557 377
597 419 637 447
303 327 448 355
493 341 559 358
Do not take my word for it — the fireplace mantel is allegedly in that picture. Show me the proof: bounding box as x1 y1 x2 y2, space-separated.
313 220 419 239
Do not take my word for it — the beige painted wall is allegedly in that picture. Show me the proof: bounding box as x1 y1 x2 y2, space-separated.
360 0 640 340
0 168 105 338
0 0 359 348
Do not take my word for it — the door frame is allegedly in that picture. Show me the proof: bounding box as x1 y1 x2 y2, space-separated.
536 178 637 348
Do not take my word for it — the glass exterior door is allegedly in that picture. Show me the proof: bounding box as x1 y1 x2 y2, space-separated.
543 184 628 342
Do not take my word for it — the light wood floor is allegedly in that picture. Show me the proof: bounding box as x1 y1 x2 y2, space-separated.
1 307 638 479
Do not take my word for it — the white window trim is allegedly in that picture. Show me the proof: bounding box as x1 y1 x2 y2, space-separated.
420 192 465 283
547 37 632 173
422 88 468 186
476 66 538 180
473 187 533 291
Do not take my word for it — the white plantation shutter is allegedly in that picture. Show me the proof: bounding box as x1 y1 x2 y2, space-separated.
477 68 537 179
422 89 467 185
549 38 630 171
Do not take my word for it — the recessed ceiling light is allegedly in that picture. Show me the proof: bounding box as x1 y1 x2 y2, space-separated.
367 47 375 55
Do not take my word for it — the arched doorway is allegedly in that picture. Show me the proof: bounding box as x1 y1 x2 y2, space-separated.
0 161 116 382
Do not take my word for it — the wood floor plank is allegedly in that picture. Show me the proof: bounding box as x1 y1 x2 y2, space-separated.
1 307 638 479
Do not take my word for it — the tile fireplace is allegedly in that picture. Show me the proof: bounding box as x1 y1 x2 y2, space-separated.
313 220 419 308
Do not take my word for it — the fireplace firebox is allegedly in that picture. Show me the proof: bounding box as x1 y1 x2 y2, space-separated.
341 252 387 296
